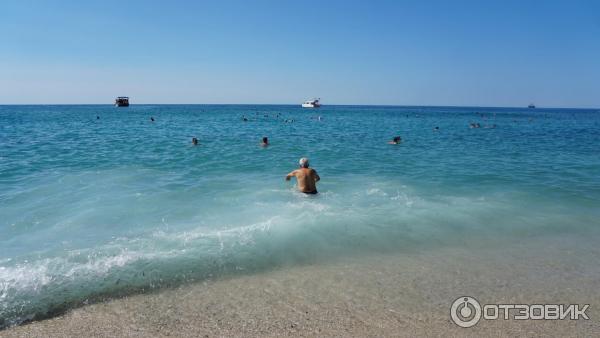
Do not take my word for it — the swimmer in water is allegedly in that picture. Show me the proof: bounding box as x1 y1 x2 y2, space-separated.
388 136 402 144
261 136 269 147
285 157 320 194
150 117 155 122
192 137 199 145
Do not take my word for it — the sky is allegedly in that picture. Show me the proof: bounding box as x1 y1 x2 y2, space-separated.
0 0 599 107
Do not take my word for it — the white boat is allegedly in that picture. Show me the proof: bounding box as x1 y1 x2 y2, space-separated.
302 98 321 108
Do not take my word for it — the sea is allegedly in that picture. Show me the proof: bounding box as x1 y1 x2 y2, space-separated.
1 104 599 328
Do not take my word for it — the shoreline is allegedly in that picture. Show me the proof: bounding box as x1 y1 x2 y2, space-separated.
4 235 599 337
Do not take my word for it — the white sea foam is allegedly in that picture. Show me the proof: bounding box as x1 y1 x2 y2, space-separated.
0 262 53 295
0 251 142 298
366 188 388 196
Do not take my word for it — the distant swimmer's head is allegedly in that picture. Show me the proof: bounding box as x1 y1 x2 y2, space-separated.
262 136 268 144
388 136 401 144
192 137 198 145
299 157 310 168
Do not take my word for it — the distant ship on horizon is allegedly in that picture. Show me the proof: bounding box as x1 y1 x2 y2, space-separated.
302 98 321 108
528 103 536 109
115 97 130 107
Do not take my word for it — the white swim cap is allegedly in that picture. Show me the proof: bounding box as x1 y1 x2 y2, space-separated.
299 157 309 168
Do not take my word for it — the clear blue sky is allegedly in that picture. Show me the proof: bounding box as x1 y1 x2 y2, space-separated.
1 0 599 107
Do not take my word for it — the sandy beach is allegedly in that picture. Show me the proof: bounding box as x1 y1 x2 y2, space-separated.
3 234 599 337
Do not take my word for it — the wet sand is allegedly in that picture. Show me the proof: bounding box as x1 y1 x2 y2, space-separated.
4 235 600 337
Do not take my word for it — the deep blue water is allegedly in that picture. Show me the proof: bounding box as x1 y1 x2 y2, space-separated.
1 104 599 327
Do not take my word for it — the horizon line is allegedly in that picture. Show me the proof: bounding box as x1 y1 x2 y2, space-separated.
0 103 598 110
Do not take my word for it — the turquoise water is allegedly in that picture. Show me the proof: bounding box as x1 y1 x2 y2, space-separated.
1 104 599 327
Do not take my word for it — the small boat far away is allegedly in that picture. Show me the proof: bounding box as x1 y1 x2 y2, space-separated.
115 97 130 107
528 103 536 109
302 98 321 108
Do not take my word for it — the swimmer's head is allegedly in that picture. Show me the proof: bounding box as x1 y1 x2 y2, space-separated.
262 137 268 143
393 136 401 143
299 157 309 168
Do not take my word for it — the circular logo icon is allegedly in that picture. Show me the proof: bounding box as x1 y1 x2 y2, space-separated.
450 296 482 328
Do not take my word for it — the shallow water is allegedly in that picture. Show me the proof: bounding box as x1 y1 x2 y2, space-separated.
1 104 599 327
